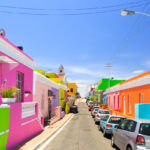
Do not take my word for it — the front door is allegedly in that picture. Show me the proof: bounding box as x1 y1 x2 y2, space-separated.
48 97 51 119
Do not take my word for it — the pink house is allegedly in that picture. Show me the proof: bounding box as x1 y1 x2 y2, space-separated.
106 84 121 110
33 71 67 125
0 35 43 149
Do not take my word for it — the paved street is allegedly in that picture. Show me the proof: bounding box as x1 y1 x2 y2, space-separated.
43 102 115 150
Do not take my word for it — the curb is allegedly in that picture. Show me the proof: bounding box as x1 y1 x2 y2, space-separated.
31 114 74 150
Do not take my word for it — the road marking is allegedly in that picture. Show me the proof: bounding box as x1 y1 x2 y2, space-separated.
34 114 74 150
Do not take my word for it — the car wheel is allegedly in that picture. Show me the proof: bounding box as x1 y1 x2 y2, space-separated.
111 135 116 148
127 145 132 150
103 129 107 137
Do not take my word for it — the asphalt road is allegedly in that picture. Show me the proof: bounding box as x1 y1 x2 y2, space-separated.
43 102 115 150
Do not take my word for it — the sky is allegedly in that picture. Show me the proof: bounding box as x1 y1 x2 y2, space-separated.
1 0 150 97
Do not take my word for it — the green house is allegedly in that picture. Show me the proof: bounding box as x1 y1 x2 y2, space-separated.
95 78 125 104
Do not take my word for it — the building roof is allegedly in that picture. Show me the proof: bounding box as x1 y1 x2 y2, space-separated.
106 71 150 93
97 78 125 91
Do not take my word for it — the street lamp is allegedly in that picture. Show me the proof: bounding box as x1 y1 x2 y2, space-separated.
121 9 150 17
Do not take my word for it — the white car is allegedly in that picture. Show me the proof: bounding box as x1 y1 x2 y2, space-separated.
94 109 110 124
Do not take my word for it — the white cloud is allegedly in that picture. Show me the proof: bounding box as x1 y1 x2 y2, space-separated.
132 70 144 74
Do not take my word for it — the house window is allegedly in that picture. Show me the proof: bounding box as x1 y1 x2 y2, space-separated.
70 88 73 92
129 95 131 114
41 90 44 110
140 93 144 103
16 72 24 102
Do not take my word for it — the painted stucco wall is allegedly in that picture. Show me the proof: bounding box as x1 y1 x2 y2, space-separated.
120 84 150 118
59 88 65 108
67 83 77 97
51 88 59 107
33 80 50 119
135 103 150 120
0 52 33 103
103 93 107 104
0 105 10 150
6 103 43 149
107 91 120 110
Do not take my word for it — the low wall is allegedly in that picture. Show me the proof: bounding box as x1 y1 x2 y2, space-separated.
0 105 10 150
6 102 43 149
135 103 150 120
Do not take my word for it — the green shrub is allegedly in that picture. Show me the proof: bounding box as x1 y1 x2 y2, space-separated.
90 96 94 102
0 87 19 98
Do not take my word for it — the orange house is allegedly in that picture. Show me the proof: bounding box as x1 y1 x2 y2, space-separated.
107 71 150 118
67 83 78 98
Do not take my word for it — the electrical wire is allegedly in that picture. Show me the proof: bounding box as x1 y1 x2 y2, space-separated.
0 3 146 16
107 0 150 64
0 0 145 11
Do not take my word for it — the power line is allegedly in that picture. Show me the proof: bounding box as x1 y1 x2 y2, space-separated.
0 3 145 16
0 0 145 11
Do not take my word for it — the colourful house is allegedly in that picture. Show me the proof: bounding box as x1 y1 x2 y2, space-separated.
67 83 78 97
33 71 67 124
96 78 125 104
0 35 43 149
106 71 150 119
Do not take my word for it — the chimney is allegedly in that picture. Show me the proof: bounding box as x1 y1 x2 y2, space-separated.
17 46 23 51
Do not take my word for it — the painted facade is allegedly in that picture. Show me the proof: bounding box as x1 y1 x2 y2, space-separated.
106 71 150 119
103 92 107 104
0 35 43 149
96 79 125 104
33 71 67 123
67 83 78 97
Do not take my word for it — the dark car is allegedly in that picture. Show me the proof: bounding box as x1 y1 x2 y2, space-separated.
70 105 78 113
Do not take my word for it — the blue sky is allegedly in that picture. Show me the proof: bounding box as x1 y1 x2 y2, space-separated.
1 0 150 96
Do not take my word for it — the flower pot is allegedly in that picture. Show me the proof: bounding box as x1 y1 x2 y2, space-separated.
2 98 16 104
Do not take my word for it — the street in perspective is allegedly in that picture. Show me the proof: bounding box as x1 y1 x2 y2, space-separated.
1 0 150 150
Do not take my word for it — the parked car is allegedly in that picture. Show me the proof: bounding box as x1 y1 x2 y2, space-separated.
70 105 78 113
89 106 93 111
91 106 99 118
88 101 93 107
86 97 90 104
112 119 150 150
99 115 126 137
94 109 109 124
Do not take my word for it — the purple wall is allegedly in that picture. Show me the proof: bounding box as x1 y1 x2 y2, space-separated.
51 88 59 107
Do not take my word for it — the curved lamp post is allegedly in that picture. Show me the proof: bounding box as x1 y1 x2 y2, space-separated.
121 9 150 17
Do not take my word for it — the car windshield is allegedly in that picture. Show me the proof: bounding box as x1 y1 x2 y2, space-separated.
101 111 109 114
139 123 150 136
108 117 125 124
94 108 99 111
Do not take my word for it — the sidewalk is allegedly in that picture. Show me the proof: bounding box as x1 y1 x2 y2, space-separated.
11 113 73 150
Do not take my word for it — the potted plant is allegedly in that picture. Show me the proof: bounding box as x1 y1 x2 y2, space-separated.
24 91 31 97
0 87 19 103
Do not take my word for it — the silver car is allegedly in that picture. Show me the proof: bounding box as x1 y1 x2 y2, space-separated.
91 106 99 118
88 101 93 107
112 119 150 150
94 109 110 124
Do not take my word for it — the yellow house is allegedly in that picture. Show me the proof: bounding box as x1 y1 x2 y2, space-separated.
67 83 78 97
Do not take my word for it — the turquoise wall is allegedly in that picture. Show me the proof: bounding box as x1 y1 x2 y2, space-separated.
103 93 107 104
135 103 150 120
